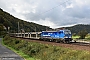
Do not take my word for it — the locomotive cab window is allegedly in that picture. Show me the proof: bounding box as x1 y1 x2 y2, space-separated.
59 31 63 33
64 30 71 34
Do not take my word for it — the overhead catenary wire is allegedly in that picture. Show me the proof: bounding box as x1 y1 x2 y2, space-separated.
35 0 70 16
31 0 70 20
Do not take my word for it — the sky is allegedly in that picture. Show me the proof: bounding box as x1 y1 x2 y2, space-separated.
0 0 90 28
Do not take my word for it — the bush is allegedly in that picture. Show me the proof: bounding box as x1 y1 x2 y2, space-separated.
3 35 11 45
78 30 88 39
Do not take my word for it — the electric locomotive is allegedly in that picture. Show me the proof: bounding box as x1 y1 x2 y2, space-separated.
40 29 72 43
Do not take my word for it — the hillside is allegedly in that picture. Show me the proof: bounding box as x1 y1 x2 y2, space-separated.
0 8 90 36
0 8 51 34
66 24 90 34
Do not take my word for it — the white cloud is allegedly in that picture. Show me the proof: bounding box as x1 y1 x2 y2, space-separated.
0 0 90 28
36 18 58 28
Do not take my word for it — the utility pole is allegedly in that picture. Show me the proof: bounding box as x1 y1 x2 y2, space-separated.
8 27 10 33
35 27 36 32
18 22 20 33
18 22 19 37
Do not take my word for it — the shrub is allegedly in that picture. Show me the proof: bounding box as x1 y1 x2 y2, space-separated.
78 30 88 39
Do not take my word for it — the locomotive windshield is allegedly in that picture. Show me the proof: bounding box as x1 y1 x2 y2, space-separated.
64 30 71 34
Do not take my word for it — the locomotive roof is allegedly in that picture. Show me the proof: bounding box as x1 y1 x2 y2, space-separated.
42 29 70 32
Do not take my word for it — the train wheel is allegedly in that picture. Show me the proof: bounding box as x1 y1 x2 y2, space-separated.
65 40 70 44
55 40 60 43
63 40 66 43
43 39 46 41
67 41 70 44
49 39 52 42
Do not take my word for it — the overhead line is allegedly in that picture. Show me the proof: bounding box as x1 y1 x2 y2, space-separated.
39 0 70 15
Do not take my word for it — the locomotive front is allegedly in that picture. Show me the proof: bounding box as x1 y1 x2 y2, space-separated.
63 30 72 43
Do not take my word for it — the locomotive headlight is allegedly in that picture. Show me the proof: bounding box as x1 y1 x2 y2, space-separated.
69 37 71 38
64 36 68 38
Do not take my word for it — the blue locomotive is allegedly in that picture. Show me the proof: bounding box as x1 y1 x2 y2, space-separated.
40 29 72 43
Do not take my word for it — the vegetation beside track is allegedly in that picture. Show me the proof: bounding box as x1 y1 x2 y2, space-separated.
72 34 90 41
3 35 90 60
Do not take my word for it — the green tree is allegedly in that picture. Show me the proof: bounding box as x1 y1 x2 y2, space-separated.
0 24 5 36
0 16 4 23
0 25 4 31
78 30 88 39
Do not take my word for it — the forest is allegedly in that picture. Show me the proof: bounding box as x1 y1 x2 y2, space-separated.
66 24 90 34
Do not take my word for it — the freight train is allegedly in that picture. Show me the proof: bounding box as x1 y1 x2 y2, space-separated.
10 29 72 43
40 29 72 43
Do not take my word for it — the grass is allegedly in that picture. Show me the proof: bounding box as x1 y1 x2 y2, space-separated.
72 35 90 41
5 46 35 60
1 38 35 60
0 36 3 38
72 35 80 39
85 34 90 40
2 35 90 60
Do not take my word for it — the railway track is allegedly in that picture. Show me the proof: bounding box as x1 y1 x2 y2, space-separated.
70 42 90 46
17 37 90 47
13 37 90 51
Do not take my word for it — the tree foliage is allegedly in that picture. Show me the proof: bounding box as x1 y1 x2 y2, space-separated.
66 24 90 34
78 30 88 39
